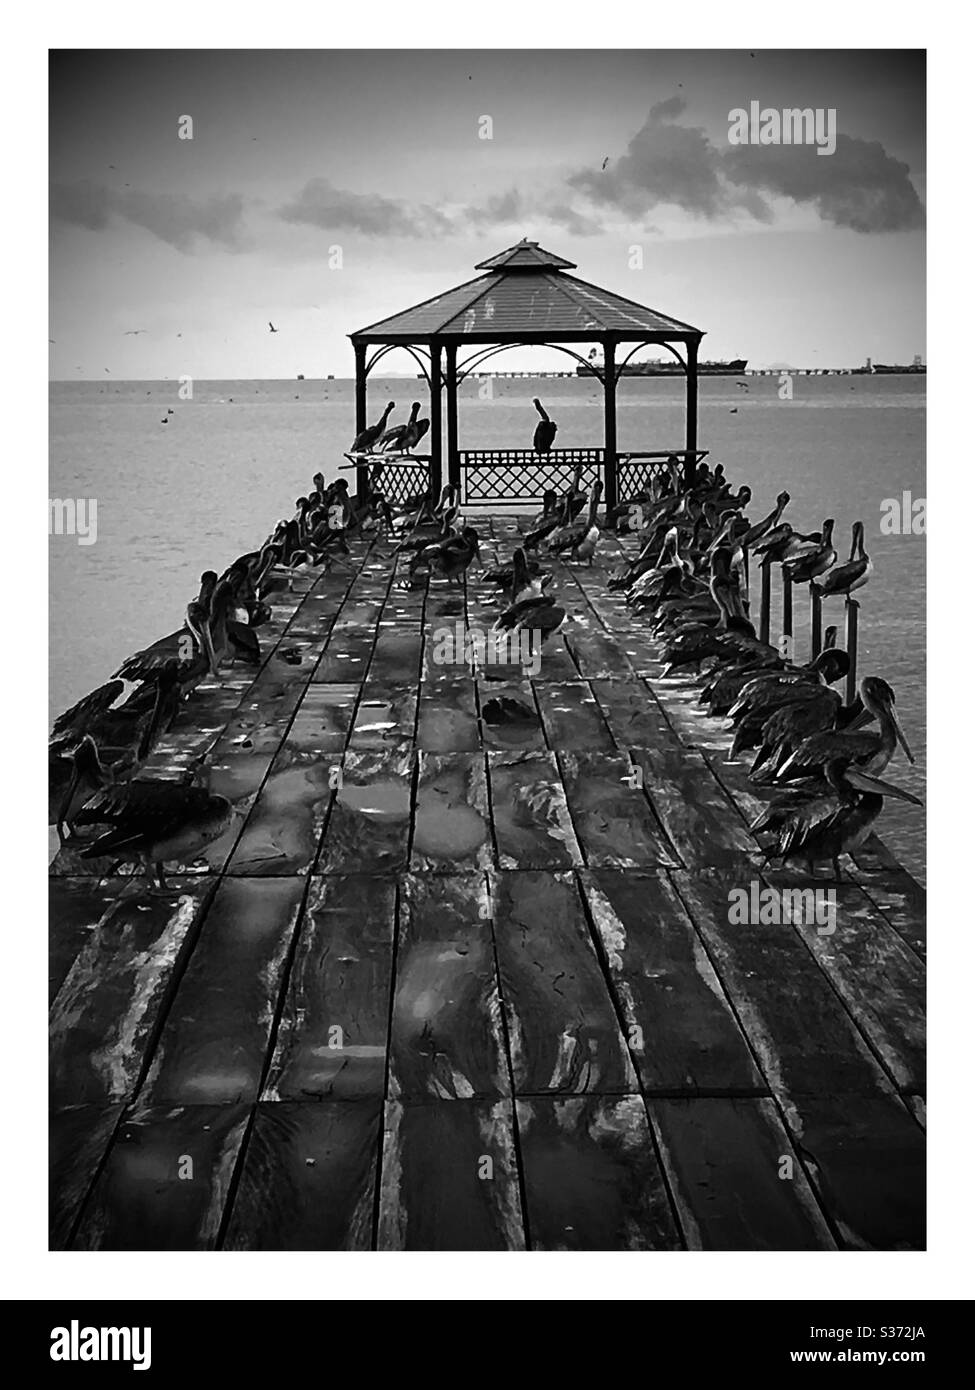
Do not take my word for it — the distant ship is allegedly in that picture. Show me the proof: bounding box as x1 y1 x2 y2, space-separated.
577 357 747 377
853 355 926 375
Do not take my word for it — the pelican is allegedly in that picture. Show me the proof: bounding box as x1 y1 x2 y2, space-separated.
816 520 872 599
776 675 914 783
751 759 922 879
50 735 112 842
379 402 420 453
737 491 791 550
549 481 603 564
410 527 481 587
532 399 558 453
783 519 836 584
351 402 395 453
74 781 233 889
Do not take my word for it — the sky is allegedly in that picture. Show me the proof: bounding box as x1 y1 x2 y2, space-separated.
49 49 925 377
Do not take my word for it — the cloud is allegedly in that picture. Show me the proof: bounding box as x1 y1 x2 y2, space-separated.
51 181 247 251
279 177 452 237
566 99 922 234
721 134 924 233
463 188 525 228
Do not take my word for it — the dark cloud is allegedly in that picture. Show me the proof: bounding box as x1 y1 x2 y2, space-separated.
279 177 452 238
722 133 923 233
464 188 525 228
51 181 246 250
567 100 922 234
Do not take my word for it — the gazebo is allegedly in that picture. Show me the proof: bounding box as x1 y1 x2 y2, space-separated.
348 238 706 511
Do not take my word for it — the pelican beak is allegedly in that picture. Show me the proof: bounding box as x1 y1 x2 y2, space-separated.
843 766 923 806
887 700 915 764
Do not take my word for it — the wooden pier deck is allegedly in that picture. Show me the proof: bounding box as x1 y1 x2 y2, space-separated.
49 516 925 1251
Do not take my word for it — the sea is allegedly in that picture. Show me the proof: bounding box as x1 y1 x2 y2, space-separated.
49 373 926 880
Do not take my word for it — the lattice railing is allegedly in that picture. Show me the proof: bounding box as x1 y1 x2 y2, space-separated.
368 460 431 507
457 448 605 505
617 450 710 501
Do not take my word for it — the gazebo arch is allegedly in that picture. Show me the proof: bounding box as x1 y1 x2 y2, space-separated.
349 238 705 510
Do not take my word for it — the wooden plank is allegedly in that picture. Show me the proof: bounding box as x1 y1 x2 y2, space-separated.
73 1102 250 1250
556 750 680 868
765 872 925 1094
312 630 376 684
224 749 338 876
390 873 508 1101
222 1100 380 1250
582 870 765 1095
265 876 395 1100
141 876 306 1104
533 680 616 752
563 615 634 679
670 871 897 1098
516 1096 681 1250
651 1097 834 1250
317 748 414 875
50 1103 123 1249
491 870 637 1095
476 675 546 752
283 683 358 754
367 625 423 685
49 878 116 1005
349 683 417 751
50 879 214 1107
416 678 480 751
487 750 582 869
784 1093 924 1249
377 1099 524 1251
412 752 492 872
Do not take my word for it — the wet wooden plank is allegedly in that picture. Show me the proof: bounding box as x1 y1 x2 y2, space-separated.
792 1093 924 1249
491 870 637 1095
312 630 377 684
317 748 414 875
582 870 765 1095
225 751 338 876
651 1097 834 1250
390 873 507 1101
516 1096 681 1250
533 680 616 752
50 880 214 1107
349 683 417 751
487 750 582 869
222 1100 380 1250
556 750 680 868
411 753 492 872
367 625 423 685
377 1099 524 1251
50 1104 123 1249
476 675 546 752
765 872 925 1094
141 876 306 1104
73 1103 250 1250
416 678 480 751
49 878 116 1005
671 871 895 1098
283 683 357 754
563 621 634 679
265 876 395 1100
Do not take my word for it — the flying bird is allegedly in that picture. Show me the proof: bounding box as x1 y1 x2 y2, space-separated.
601 156 609 170
269 321 279 333
124 330 147 336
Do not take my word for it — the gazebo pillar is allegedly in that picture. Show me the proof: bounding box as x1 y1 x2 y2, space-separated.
602 339 618 513
353 340 368 500
429 342 443 497
684 336 699 489
444 341 460 496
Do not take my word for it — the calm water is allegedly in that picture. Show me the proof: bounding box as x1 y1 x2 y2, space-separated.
50 374 926 879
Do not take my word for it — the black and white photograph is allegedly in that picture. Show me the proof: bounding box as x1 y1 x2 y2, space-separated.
19 10 969 1331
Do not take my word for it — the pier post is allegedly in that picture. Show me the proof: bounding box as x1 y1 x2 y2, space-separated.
845 598 859 704
809 584 823 659
684 337 699 489
353 341 368 500
781 569 793 660
759 560 772 645
603 339 618 515
445 342 460 498
429 344 443 498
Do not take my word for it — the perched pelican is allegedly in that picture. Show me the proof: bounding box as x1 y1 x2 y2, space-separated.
50 736 112 842
776 675 913 783
784 518 836 584
74 781 233 889
549 480 603 564
752 759 922 879
738 491 791 550
532 399 558 453
410 527 481 586
816 520 872 599
351 402 395 453
379 402 420 453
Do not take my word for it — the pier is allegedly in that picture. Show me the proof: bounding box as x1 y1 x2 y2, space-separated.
50 515 925 1252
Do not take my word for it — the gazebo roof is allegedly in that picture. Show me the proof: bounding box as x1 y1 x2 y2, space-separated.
351 239 703 342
